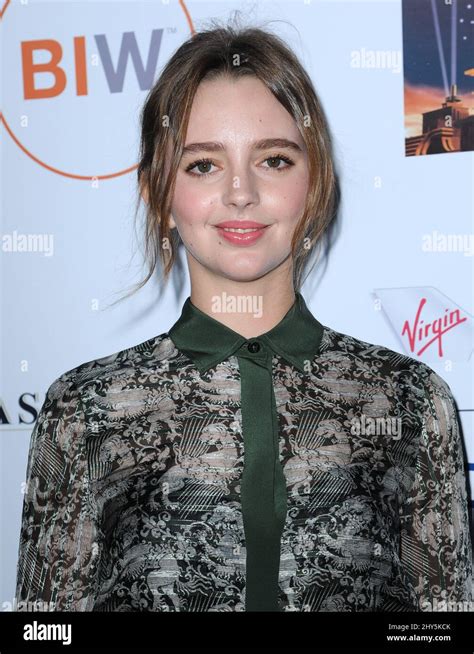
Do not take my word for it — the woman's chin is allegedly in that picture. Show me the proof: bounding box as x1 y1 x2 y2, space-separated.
211 267 270 284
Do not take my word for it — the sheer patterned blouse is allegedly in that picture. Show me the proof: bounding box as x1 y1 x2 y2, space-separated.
14 292 473 612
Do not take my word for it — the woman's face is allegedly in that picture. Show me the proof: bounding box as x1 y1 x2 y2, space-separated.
169 75 309 284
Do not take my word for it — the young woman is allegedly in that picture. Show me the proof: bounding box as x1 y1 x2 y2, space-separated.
15 21 473 613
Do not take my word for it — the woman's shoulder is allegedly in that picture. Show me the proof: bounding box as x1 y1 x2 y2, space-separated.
319 323 453 397
44 330 176 401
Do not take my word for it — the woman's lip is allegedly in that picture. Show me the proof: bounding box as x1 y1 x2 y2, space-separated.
215 224 270 246
215 222 269 229
215 225 269 230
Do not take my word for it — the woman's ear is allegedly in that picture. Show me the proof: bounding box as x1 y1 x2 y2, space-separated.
139 178 176 229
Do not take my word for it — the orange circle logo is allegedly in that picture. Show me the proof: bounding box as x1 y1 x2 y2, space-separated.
1 0 195 180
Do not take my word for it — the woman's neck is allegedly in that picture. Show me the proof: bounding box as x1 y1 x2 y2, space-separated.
189 284 297 339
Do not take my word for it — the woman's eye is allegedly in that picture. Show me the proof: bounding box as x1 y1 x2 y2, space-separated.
185 158 216 177
262 154 294 171
184 153 294 178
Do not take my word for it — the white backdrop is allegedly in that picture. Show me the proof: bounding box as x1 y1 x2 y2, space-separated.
1 0 473 608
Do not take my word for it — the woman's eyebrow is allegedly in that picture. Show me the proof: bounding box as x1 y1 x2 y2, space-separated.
181 138 303 156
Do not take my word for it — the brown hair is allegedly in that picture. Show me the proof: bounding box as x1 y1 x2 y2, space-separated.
115 14 339 305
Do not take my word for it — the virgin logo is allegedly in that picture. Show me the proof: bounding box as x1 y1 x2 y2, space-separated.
401 297 468 357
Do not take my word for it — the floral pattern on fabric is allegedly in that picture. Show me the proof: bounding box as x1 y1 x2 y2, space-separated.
15 327 473 611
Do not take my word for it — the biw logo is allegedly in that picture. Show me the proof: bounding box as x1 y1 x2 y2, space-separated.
1 0 195 180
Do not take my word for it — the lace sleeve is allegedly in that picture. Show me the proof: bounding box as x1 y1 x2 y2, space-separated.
14 375 102 611
399 369 473 611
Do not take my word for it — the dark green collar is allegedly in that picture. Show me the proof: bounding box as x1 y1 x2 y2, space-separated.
168 291 325 374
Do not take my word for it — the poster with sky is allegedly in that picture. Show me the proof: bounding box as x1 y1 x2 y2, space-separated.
403 0 474 155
